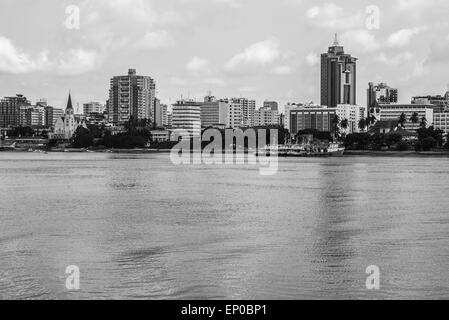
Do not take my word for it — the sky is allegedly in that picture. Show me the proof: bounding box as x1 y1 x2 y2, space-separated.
1 0 449 113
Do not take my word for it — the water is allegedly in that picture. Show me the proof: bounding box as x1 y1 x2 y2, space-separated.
1 152 449 300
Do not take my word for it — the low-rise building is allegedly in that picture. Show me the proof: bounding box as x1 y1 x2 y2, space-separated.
375 104 434 131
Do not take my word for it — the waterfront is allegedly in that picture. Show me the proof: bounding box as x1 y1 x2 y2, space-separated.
1 153 449 299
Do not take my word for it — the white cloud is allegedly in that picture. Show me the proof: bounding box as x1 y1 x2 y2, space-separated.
0 36 49 73
225 37 281 72
305 52 319 67
387 27 428 47
136 30 176 49
0 36 101 75
272 65 294 75
186 56 210 73
306 3 363 29
341 29 380 52
376 51 414 65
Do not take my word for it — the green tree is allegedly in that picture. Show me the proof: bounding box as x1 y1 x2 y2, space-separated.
340 119 349 130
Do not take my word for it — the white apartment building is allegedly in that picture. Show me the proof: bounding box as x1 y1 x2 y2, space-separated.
231 98 255 127
254 107 279 126
336 104 367 134
172 100 201 138
83 102 105 115
376 104 434 131
433 112 449 135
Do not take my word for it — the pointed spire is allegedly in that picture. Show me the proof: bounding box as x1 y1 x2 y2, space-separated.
333 33 339 46
67 91 73 110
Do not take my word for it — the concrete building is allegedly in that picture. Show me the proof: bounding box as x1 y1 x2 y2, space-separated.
200 96 229 128
231 98 255 127
375 104 434 131
321 34 357 108
336 104 367 134
263 101 279 111
0 95 31 128
83 102 105 115
172 100 201 138
108 69 156 125
45 107 64 128
433 112 449 135
153 101 168 128
412 93 449 112
254 107 279 127
290 107 337 136
367 82 398 116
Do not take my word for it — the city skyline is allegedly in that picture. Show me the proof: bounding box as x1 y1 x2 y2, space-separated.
1 0 449 111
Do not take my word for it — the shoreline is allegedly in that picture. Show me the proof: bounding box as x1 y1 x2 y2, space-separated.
344 150 449 157
3 148 449 157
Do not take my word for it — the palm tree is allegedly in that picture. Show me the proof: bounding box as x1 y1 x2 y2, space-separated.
340 119 349 130
358 118 367 132
410 112 419 125
398 113 407 128
420 116 427 128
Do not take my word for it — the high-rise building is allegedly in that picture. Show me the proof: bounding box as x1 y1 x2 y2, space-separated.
172 100 201 138
0 95 31 128
231 98 255 127
321 34 357 108
108 69 156 125
367 82 398 116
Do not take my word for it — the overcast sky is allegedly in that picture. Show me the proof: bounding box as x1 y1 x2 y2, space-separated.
1 0 449 113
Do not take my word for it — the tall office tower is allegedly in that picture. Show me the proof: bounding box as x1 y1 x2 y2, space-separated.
0 94 31 128
172 100 201 138
231 98 256 127
367 82 398 115
263 101 279 111
321 34 358 108
108 69 156 125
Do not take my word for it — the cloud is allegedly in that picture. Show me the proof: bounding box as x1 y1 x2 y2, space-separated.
186 56 210 73
0 35 101 75
306 3 363 29
341 29 380 52
0 36 49 73
387 27 428 47
376 51 414 65
272 65 294 75
136 30 176 49
225 37 281 72
305 52 319 67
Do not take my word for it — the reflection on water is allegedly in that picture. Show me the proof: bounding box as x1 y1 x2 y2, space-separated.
1 152 449 299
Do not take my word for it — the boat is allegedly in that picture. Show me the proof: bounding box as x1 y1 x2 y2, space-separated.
257 143 345 157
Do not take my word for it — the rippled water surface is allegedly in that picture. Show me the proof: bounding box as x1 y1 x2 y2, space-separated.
1 152 449 299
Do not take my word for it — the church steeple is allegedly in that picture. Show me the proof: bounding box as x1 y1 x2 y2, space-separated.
66 91 74 115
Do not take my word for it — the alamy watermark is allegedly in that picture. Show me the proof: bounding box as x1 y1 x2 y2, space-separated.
65 265 80 290
170 128 279 176
366 265 380 290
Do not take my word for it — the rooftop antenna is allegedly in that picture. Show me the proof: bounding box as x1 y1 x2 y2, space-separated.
333 33 339 46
